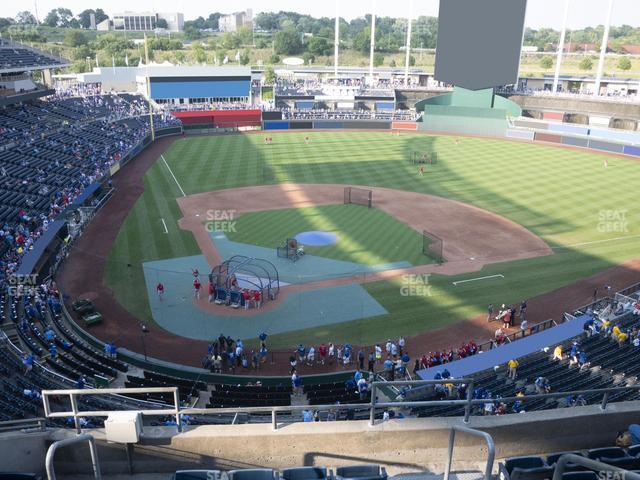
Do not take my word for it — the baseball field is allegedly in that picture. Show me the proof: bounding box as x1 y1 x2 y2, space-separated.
102 131 640 348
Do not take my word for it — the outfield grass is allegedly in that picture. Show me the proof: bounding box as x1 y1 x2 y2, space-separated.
226 204 435 266
104 132 640 346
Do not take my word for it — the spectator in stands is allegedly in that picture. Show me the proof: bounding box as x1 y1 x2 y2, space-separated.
520 318 529 336
487 303 494 322
368 351 376 373
76 376 86 389
318 343 327 365
507 359 519 380
553 344 563 361
534 376 551 394
358 348 365 370
291 370 302 395
297 344 306 363
519 300 528 321
328 343 335 364
307 346 315 366
289 354 297 373
22 352 33 374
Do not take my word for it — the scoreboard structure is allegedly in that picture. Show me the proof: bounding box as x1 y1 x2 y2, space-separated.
434 0 528 90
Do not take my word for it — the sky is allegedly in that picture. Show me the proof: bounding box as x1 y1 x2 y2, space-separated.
8 0 640 30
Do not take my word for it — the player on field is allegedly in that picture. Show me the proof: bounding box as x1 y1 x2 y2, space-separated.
156 282 164 300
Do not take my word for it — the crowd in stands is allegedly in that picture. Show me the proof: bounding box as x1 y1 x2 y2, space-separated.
0 93 181 294
281 108 417 121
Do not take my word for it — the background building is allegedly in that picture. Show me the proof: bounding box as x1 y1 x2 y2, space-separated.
218 10 253 32
97 12 184 32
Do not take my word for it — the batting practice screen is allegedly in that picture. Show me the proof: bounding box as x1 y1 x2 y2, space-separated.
344 187 372 208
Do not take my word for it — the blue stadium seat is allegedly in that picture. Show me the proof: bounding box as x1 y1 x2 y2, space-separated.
281 467 331 480
229 469 276 480
335 465 387 480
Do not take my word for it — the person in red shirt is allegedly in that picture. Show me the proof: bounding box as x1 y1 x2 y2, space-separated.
318 343 327 365
242 290 251 310
192 268 199 278
156 282 164 300
193 278 201 300
208 281 215 302
253 290 262 308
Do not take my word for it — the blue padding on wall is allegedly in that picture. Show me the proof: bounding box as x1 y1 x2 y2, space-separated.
548 123 590 136
623 145 640 156
150 80 250 99
295 101 314 109
313 121 344 129
264 121 290 130
588 139 624 153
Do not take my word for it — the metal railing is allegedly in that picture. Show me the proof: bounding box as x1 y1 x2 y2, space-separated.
41 381 640 433
444 426 495 480
46 433 101 480
552 454 640 480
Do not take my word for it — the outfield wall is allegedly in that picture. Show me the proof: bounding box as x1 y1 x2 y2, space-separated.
263 120 392 130
511 117 640 157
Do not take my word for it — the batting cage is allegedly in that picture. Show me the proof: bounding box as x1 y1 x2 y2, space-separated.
209 255 280 307
344 187 373 208
410 151 438 165
422 229 444 264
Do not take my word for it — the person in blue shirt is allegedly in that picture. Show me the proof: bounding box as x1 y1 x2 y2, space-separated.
297 344 306 363
291 370 302 395
49 343 57 360
44 327 55 342
22 352 33 374
354 369 363 382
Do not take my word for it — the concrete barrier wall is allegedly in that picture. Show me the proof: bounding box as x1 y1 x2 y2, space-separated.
47 402 640 476
514 119 548 130
392 121 418 130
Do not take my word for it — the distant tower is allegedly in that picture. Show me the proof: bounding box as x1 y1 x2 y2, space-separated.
33 0 40 24
90 13 96 30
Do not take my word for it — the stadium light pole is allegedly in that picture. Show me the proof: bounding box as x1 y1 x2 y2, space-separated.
334 0 340 77
144 34 155 141
552 0 570 94
594 0 614 96
369 0 377 86
404 0 414 87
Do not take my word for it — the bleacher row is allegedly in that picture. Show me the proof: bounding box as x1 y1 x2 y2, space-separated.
0 41 66 70
502 446 640 480
173 465 387 480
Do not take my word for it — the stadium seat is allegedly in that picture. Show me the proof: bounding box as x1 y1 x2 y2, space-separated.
335 465 387 480
587 447 627 460
229 469 276 480
627 445 640 456
545 452 587 472
505 456 546 474
173 470 215 480
561 472 598 480
0 474 41 480
281 467 331 480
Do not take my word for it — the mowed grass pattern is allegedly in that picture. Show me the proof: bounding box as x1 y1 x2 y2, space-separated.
226 204 433 266
105 132 640 346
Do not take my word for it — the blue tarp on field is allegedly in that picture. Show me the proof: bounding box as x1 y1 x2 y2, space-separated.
417 314 592 380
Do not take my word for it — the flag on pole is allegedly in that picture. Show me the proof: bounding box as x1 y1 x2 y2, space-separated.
235 50 240 61
223 55 229 64
95 54 99 68
125 53 129 66
112 55 115 73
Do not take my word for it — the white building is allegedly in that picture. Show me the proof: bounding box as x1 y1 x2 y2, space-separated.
97 12 184 32
218 10 253 33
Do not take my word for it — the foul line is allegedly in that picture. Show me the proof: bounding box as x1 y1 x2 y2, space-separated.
453 274 504 286
160 154 186 197
160 218 168 234
551 234 640 250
